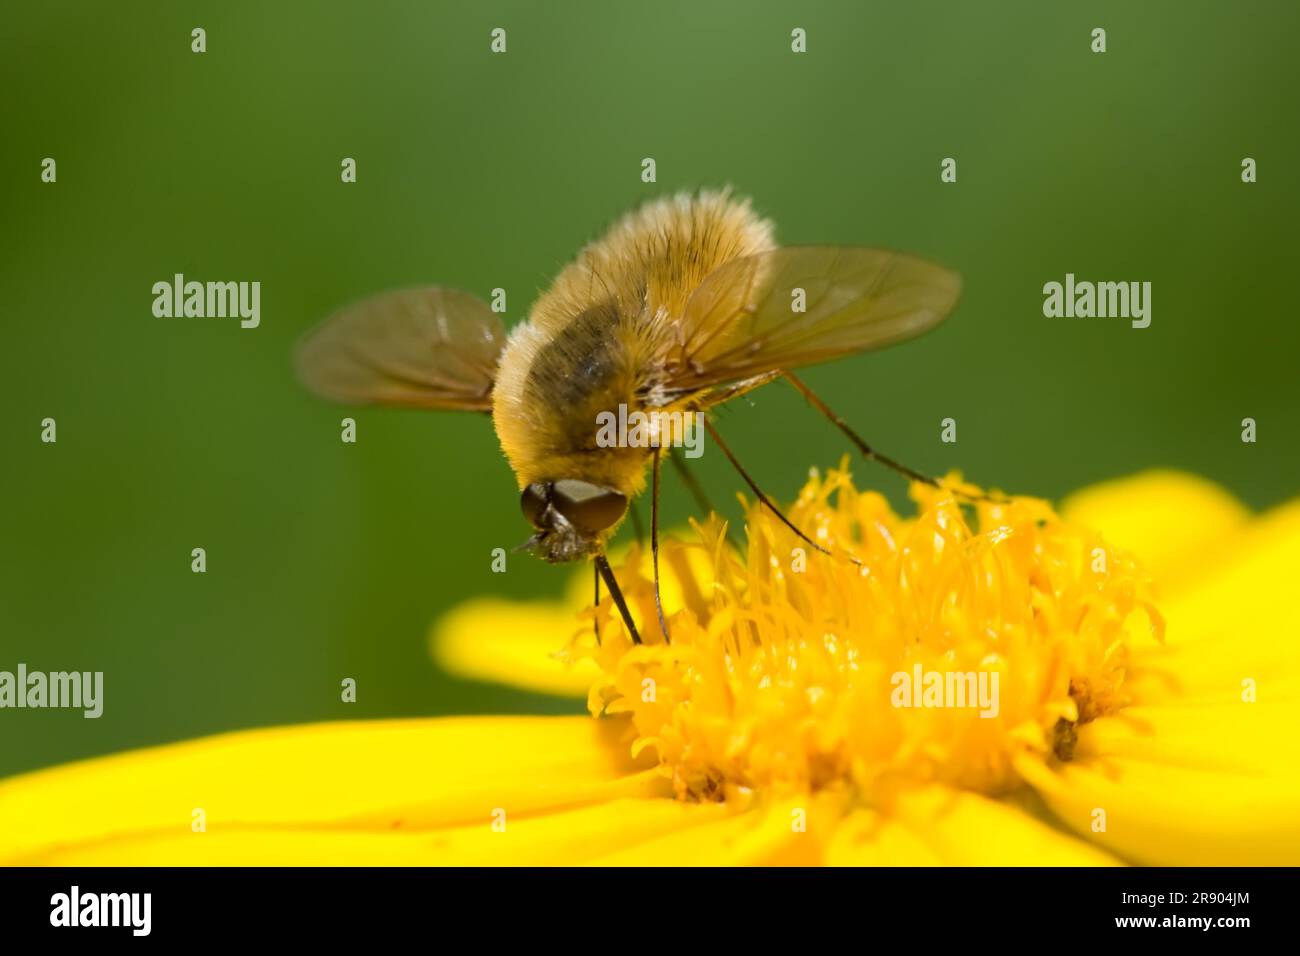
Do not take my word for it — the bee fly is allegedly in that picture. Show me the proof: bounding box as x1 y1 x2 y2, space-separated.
296 190 966 645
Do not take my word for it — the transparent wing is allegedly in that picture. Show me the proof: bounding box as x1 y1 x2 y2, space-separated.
661 247 961 393
294 287 505 411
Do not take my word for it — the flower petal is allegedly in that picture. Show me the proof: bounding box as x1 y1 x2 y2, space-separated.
874 786 1121 866
1015 496 1300 866
823 809 947 865
1060 470 1250 593
586 794 839 865
1018 700 1300 865
0 716 661 864
1149 499 1300 662
431 597 597 697
20 797 729 867
429 536 711 697
593 787 1121 866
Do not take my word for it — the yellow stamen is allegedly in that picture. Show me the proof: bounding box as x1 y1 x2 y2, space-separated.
575 460 1164 802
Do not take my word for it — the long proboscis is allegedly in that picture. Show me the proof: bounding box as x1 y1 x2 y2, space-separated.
594 553 642 645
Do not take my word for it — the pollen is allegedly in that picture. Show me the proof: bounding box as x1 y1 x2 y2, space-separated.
578 460 1164 802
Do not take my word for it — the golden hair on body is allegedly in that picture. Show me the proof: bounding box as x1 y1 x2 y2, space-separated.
297 188 960 635
493 190 774 547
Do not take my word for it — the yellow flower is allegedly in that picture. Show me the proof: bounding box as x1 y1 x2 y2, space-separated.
3 468 1298 865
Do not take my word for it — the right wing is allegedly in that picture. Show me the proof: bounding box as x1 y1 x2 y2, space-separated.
658 247 961 395
294 287 506 411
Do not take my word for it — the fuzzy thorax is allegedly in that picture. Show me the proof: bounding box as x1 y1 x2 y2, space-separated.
491 190 776 500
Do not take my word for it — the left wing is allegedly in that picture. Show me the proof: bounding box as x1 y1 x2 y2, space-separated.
294 286 505 411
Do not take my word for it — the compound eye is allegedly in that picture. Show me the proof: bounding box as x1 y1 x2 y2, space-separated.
551 479 628 534
520 483 550 528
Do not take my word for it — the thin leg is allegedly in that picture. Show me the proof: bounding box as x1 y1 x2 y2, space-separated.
650 447 671 643
681 372 782 548
782 370 937 487
782 370 1008 504
704 417 861 567
592 563 601 646
595 553 641 645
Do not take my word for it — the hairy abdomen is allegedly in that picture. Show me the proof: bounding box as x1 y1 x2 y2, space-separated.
493 190 776 495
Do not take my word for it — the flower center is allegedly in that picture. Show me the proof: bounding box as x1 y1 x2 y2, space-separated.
579 462 1163 802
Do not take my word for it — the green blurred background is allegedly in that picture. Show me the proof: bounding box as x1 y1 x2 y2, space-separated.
2 1 1296 778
